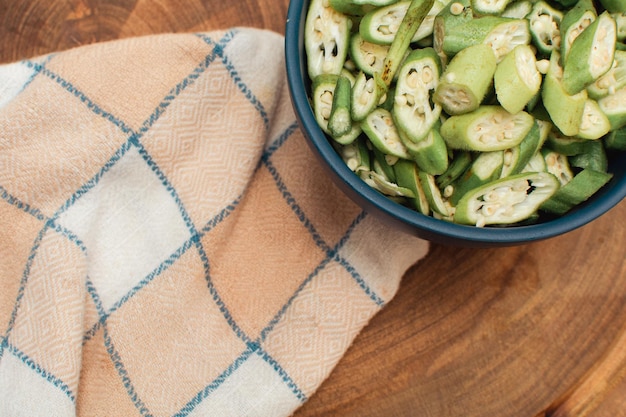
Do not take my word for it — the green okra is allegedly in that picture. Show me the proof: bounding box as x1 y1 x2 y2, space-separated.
500 120 542 177
312 74 362 144
393 159 431 214
418 171 450 216
501 0 532 19
350 33 390 76
470 0 515 17
361 169 417 197
328 76 354 137
448 150 504 205
436 150 472 189
597 85 626 130
605 125 626 150
361 107 411 158
455 171 560 227
434 43 496 115
599 0 626 14
351 71 386 121
393 48 442 142
494 44 542 114
546 129 590 155
562 11 617 96
540 168 613 215
371 145 398 182
560 0 597 61
542 50 588 136
587 50 626 99
542 148 574 185
440 105 535 152
437 16 531 62
615 12 626 42
552 0 578 7
527 1 563 56
569 140 609 172
578 98 611 139
400 125 450 175
305 0 352 78
335 136 371 173
329 0 398 16
521 151 548 173
433 0 473 62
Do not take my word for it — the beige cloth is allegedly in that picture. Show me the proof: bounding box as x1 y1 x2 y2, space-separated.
0 28 429 416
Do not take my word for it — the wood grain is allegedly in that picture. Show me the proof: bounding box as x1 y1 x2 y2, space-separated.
1 1 625 416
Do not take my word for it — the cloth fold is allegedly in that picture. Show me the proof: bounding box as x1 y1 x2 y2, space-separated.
0 28 429 416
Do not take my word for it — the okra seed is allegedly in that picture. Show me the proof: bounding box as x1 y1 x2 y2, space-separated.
379 25 392 35
321 91 333 104
322 0 330 8
347 158 359 171
406 71 420 89
366 53 377 66
422 67 434 84
450 2 464 15
536 59 550 74
321 108 331 119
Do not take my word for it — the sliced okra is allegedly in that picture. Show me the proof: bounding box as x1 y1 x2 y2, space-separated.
305 0 352 78
434 43 496 115
604 126 626 150
578 98 611 140
393 159 431 214
541 50 588 136
527 1 563 56
393 48 442 141
542 148 574 185
587 50 626 99
436 150 472 189
400 126 449 175
597 85 626 130
540 168 613 215
552 0 577 7
546 129 589 156
449 150 504 205
329 0 398 16
372 145 398 182
455 171 560 227
560 0 597 61
521 151 548 173
501 0 532 20
328 75 353 137
562 12 617 96
470 0 515 17
440 105 535 152
350 33 390 76
494 44 542 114
361 107 412 158
418 171 450 216
569 140 609 172
599 0 626 14
358 0 445 45
335 136 371 172
312 74 362 144
351 71 385 121
433 0 473 62
500 119 542 177
615 13 626 42
438 16 531 62
361 170 417 197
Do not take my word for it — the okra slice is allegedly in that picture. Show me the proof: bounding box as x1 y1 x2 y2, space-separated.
599 0 626 14
350 33 390 76
560 0 597 61
328 75 353 137
351 71 385 121
436 150 472 189
562 11 617 96
335 136 371 172
546 129 589 155
440 105 535 152
455 171 560 227
470 0 514 17
500 119 542 177
543 149 574 185
540 168 613 215
597 85 626 130
615 12 626 42
587 50 626 99
358 0 445 45
329 0 398 16
541 50 588 136
372 145 398 182
361 107 411 158
393 159 431 214
400 126 449 175
433 0 473 62
521 151 548 173
578 98 611 140
569 140 609 172
305 0 352 78
501 0 532 19
527 1 563 56
418 171 450 216
449 150 504 205
361 169 416 197
494 44 542 114
434 43 496 115
605 126 626 150
393 48 442 141
312 74 362 144
439 16 531 62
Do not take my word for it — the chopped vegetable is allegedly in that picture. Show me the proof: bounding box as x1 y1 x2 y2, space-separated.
494 44 542 114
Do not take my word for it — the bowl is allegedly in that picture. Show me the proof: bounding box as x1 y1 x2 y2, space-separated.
284 0 626 247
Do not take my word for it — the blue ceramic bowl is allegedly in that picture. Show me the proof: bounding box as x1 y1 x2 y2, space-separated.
284 0 626 247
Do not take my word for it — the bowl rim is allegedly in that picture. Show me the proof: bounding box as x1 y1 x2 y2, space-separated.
285 0 626 246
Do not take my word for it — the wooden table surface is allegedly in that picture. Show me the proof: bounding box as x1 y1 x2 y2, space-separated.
2 1 625 416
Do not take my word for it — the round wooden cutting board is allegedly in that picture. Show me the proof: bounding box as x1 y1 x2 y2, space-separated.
1 1 625 416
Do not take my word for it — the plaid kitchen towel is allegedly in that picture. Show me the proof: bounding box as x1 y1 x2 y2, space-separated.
0 28 429 416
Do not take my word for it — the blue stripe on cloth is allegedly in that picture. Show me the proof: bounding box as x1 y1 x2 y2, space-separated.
0 184 47 222
195 31 271 131
4 342 76 403
256 348 307 402
264 121 300 158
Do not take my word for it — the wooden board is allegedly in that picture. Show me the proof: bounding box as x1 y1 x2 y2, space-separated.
1 1 625 416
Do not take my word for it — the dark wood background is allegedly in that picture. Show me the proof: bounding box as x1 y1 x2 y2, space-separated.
1 1 625 416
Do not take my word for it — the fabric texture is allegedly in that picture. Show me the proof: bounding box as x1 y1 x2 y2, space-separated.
0 28 429 416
